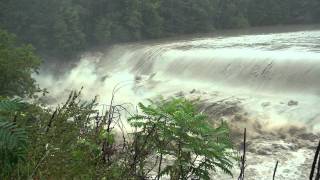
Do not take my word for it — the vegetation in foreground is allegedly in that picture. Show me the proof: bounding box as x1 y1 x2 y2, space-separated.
0 92 235 179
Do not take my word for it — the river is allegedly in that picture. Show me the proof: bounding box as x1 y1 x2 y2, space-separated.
36 25 320 179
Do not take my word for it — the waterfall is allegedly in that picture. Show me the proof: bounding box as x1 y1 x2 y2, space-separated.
36 29 320 129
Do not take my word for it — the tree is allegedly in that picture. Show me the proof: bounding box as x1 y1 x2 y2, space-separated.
94 17 113 44
0 29 42 98
129 98 234 179
121 0 143 41
216 0 249 28
52 3 86 57
183 0 215 33
141 0 163 38
311 0 320 22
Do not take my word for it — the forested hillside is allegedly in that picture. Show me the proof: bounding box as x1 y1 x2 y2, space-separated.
0 0 319 58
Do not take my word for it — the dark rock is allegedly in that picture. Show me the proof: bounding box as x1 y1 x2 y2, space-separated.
101 74 110 82
261 102 271 107
135 75 142 81
288 100 299 106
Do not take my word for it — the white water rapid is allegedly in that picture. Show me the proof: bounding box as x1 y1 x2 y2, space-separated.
36 26 320 179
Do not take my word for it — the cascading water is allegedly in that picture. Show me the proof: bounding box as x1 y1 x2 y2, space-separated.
36 27 320 179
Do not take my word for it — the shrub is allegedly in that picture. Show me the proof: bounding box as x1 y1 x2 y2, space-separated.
128 98 235 179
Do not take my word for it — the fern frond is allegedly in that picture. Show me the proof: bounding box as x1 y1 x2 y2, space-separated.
0 120 28 174
0 98 25 112
0 121 27 150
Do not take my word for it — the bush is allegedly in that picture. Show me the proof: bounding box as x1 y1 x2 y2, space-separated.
128 98 235 179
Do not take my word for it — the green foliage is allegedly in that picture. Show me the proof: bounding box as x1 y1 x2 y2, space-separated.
0 29 42 98
52 3 86 56
32 91 100 178
0 90 129 179
140 0 163 38
0 89 236 179
94 17 113 44
0 121 28 176
129 98 235 179
0 98 28 178
0 98 25 112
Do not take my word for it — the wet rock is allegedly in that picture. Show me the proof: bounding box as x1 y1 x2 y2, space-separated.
288 100 299 106
261 102 271 107
101 74 110 82
190 89 196 94
135 75 142 81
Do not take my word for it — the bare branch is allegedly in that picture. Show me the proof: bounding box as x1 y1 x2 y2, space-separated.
310 140 320 180
273 161 279 180
238 128 246 180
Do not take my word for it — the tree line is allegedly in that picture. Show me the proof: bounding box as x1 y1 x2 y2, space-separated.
0 0 319 58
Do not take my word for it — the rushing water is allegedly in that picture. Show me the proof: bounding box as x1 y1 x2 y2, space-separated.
37 25 320 179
